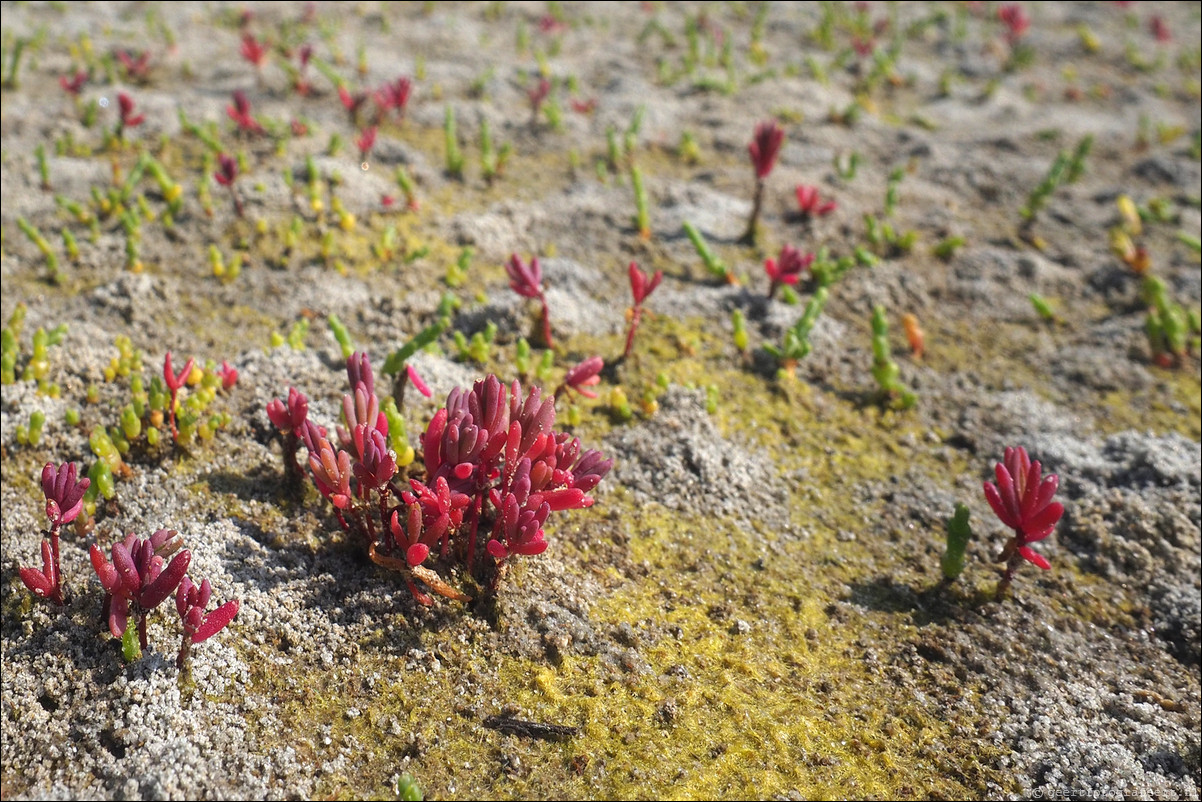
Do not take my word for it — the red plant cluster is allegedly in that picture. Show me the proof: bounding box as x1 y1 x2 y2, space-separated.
116 50 151 82
19 462 239 667
338 75 414 127
374 76 413 122
268 354 612 604
90 529 238 667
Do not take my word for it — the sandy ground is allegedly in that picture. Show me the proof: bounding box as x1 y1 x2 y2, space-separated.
1 2 1199 799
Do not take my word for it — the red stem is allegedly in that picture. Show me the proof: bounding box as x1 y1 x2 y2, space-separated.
50 524 64 605
465 494 483 569
283 431 302 487
177 635 191 670
623 306 643 360
229 185 244 218
538 296 554 349
741 179 765 244
996 552 1023 599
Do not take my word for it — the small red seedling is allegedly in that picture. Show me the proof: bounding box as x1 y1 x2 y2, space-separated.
19 462 90 605
115 92 145 142
240 33 270 75
59 69 87 97
623 261 663 360
983 446 1063 597
227 90 264 136
506 253 554 348
213 152 245 218
795 184 837 220
163 351 195 440
556 355 604 401
763 244 813 299
175 575 240 669
357 125 377 163
267 386 311 487
528 78 551 125
741 119 785 244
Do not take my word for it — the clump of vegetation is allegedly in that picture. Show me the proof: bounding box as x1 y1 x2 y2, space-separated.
268 353 613 604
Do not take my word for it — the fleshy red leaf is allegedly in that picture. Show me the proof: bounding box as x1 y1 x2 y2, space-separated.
193 599 240 643
406 543 430 567
108 596 130 638
141 550 191 609
111 542 141 598
983 482 1018 532
1023 502 1064 541
90 544 121 595
19 566 54 597
1017 546 1050 570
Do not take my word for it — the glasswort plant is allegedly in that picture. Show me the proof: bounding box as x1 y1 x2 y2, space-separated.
269 353 612 604
741 119 784 244
983 446 1063 596
19 462 90 604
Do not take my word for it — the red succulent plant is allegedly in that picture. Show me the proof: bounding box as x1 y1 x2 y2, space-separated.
983 446 1063 595
213 153 245 217
227 90 264 135
795 184 837 220
506 253 554 348
622 261 663 360
741 119 785 244
90 529 191 650
115 92 145 141
764 244 814 299
268 354 612 605
19 462 91 605
176 576 240 669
